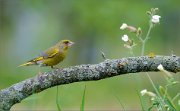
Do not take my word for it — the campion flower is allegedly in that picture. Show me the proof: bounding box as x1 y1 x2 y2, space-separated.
140 89 147 96
140 89 156 97
127 26 137 33
122 34 129 42
157 64 173 78
146 91 156 97
151 15 161 24
157 64 164 71
120 23 128 30
120 23 138 33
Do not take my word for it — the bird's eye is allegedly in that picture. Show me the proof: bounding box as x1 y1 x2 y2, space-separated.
63 41 69 44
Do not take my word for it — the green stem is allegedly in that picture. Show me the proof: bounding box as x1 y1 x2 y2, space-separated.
141 22 153 56
56 86 61 111
146 73 161 97
141 22 167 110
129 48 135 56
146 73 166 109
144 22 153 42
172 93 180 102
141 42 145 56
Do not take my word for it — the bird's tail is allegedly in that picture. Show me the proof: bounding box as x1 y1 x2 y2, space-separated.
18 61 36 67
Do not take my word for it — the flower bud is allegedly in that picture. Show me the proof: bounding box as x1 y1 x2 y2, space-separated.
157 64 164 71
127 26 137 33
140 89 147 96
120 23 128 30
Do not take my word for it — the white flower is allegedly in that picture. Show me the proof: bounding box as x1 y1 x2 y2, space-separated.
120 23 128 30
158 64 173 78
157 64 164 71
122 34 129 42
151 15 161 24
140 89 147 96
147 92 156 97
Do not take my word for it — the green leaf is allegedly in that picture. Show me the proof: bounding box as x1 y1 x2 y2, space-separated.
136 90 145 111
114 95 125 111
56 86 61 111
80 85 86 111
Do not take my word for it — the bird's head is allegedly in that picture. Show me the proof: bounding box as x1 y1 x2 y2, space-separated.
57 40 75 50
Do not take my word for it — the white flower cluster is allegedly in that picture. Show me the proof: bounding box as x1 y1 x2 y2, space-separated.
119 8 161 50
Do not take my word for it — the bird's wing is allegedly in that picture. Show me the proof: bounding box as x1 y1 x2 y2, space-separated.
40 47 59 59
27 47 59 63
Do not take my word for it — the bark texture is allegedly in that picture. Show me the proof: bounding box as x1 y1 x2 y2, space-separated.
0 55 180 111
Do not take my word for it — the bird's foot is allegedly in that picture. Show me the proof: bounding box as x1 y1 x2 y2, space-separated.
38 71 43 75
51 66 62 70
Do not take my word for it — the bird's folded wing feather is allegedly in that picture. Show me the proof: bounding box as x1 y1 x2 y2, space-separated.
40 47 59 59
28 47 59 63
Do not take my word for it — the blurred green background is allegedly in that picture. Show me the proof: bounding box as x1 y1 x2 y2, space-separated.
0 0 180 110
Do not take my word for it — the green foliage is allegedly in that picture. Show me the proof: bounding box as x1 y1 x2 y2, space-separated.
134 8 179 111
120 7 180 111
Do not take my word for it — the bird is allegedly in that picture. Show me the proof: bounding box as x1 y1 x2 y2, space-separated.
19 40 74 69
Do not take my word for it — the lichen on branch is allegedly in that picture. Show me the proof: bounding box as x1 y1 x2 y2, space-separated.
0 55 180 111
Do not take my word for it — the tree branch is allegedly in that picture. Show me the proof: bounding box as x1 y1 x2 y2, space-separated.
0 55 180 111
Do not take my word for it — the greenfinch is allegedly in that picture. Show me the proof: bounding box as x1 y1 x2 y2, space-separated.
19 40 74 68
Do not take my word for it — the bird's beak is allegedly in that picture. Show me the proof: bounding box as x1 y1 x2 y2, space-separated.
68 41 75 47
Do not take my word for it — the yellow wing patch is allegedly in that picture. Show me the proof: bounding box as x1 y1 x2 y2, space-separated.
33 56 44 61
47 49 59 58
18 62 34 67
